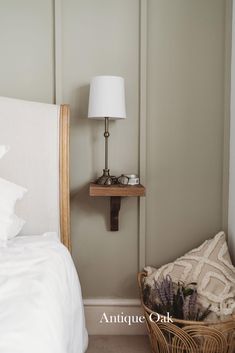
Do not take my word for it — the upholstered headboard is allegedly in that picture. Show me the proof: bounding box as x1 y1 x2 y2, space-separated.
0 97 71 251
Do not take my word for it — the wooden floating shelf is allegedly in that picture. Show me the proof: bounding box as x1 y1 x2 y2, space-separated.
89 183 146 197
89 182 146 231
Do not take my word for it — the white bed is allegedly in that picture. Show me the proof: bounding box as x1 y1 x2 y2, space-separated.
0 97 88 353
0 233 88 353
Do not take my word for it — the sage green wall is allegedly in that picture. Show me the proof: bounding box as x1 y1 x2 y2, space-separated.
0 0 54 103
0 0 229 299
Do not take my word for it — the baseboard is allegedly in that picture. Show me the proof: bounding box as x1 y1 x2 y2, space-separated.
83 299 147 335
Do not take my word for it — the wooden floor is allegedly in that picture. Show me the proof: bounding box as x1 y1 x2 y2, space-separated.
86 335 151 353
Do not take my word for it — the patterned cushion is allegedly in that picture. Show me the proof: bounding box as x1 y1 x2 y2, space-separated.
145 232 235 318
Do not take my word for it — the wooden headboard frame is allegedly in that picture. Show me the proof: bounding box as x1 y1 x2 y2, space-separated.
59 105 71 252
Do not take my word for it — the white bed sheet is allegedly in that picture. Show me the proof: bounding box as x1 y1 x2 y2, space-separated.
0 233 88 353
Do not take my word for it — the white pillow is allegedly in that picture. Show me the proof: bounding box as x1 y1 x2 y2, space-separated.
0 177 27 214
0 214 25 241
0 145 9 159
0 145 27 241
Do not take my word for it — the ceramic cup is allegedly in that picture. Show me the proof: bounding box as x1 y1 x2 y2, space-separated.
118 174 140 185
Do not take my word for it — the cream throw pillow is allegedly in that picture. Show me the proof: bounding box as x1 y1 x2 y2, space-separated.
145 232 235 318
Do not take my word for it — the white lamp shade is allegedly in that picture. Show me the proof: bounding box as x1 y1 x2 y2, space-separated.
88 76 126 119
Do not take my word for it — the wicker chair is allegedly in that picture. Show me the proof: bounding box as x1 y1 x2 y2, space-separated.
138 272 235 353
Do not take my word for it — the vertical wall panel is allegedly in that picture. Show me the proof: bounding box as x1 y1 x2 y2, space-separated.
61 0 140 298
146 0 226 267
0 0 54 103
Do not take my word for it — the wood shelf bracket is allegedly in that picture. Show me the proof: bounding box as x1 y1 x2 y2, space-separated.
89 182 146 232
110 196 121 231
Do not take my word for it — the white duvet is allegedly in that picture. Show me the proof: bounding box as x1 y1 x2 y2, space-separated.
0 233 88 353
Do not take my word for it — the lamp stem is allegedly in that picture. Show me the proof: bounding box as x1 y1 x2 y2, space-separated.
94 117 112 185
104 117 110 170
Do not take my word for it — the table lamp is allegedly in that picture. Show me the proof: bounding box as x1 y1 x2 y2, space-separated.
88 75 126 185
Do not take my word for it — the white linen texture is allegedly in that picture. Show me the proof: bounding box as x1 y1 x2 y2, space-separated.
0 145 27 242
0 233 88 353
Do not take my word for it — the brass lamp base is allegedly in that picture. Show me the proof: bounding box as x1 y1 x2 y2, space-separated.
95 169 116 185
